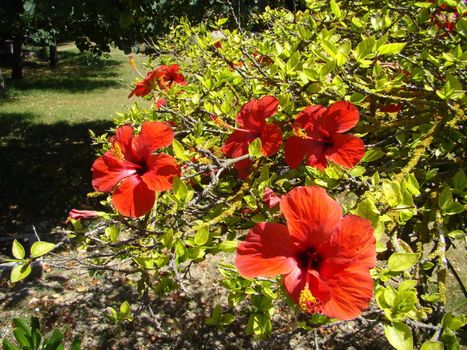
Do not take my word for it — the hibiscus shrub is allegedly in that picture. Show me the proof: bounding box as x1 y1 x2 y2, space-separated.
10 0 466 348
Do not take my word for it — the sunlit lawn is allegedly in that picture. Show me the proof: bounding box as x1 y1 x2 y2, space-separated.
0 44 150 233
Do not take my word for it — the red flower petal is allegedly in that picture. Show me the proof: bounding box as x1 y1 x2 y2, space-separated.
66 209 99 222
132 121 174 160
128 83 151 98
236 96 279 130
321 101 360 134
111 174 155 218
326 134 365 168
234 159 253 180
284 136 327 169
264 188 281 208
318 261 374 320
142 153 181 192
113 125 139 164
91 153 138 192
260 123 283 157
295 105 326 133
236 222 298 278
221 130 256 158
280 186 342 247
320 215 376 268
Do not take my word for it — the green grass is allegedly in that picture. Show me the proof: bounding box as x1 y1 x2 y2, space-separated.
0 43 150 124
0 44 151 234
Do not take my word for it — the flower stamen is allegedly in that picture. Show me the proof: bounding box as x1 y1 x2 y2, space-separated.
299 287 322 314
111 143 124 160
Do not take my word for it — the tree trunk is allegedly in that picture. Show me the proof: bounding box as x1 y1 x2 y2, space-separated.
49 44 58 68
11 35 22 80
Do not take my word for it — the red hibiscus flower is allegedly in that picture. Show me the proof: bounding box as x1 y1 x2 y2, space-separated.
236 186 376 320
128 70 159 98
221 96 283 179
285 101 365 170
153 64 186 90
128 65 186 98
66 209 99 223
263 187 281 208
91 122 180 218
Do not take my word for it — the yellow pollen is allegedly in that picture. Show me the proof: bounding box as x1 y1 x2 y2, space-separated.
298 288 321 314
111 143 124 160
293 127 308 139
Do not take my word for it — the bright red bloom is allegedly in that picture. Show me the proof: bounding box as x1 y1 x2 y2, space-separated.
128 65 186 98
91 122 180 218
153 64 186 90
285 101 365 170
66 209 99 223
154 97 166 110
128 70 159 98
263 187 281 208
236 186 376 320
221 96 283 179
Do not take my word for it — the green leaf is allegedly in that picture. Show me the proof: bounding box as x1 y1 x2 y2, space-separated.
12 239 25 260
30 241 56 258
173 177 188 203
453 170 466 190
388 253 420 272
71 336 81 350
2 339 20 350
377 43 407 55
447 230 464 239
10 263 32 283
13 318 32 337
439 187 454 210
194 225 210 246
205 304 222 325
172 139 187 160
383 181 402 207
355 36 375 60
362 148 385 162
119 301 130 317
330 0 343 19
350 92 366 103
12 328 31 348
437 73 464 100
385 322 413 350
105 225 120 243
217 240 238 252
420 341 444 350
248 138 263 158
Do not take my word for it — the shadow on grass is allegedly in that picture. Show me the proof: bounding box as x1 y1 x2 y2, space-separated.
0 112 112 235
0 50 124 95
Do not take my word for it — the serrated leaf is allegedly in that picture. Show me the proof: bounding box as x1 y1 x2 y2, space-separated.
30 241 55 258
388 253 420 272
385 322 413 350
12 239 25 259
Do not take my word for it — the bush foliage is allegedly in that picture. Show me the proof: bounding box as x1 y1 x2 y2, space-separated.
5 0 466 348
